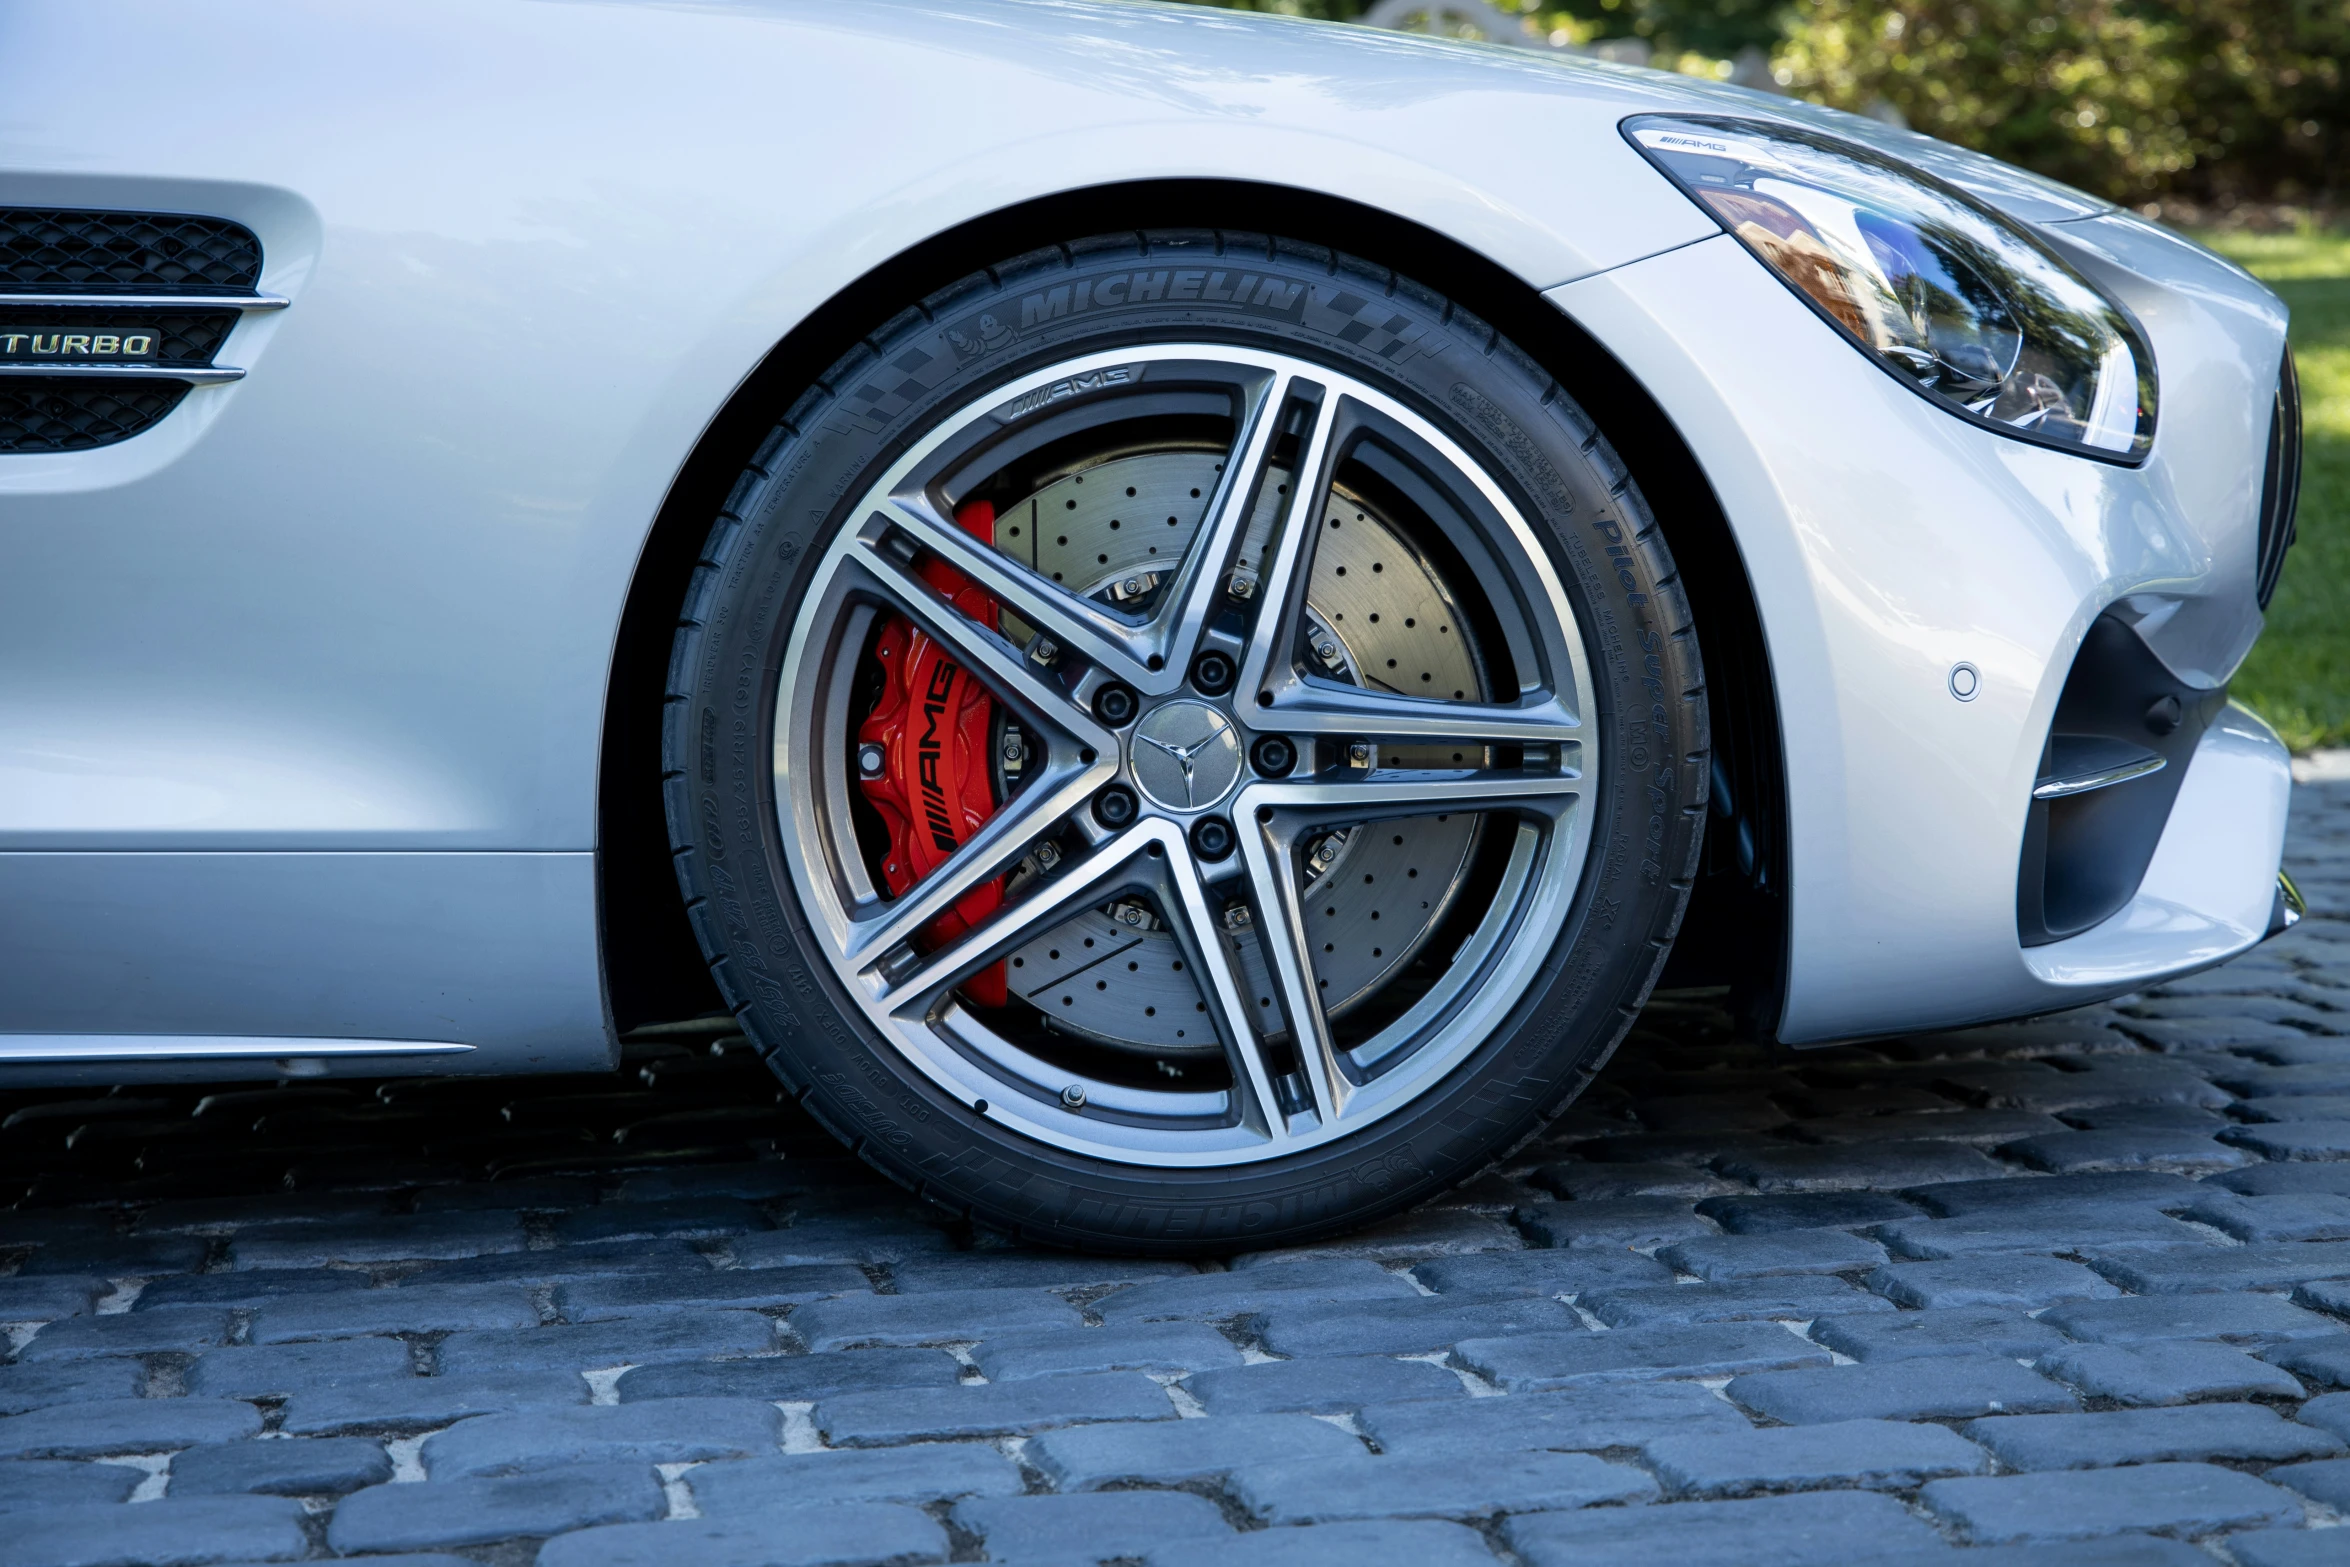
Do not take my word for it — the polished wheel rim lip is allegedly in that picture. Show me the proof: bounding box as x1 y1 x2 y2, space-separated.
773 342 1601 1168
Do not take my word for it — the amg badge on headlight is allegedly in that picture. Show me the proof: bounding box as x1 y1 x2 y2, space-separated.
1626 115 2156 462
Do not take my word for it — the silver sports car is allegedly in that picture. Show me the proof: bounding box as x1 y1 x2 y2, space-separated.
0 0 2301 1248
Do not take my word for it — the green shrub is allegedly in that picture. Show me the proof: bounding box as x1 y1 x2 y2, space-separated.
1779 0 2345 202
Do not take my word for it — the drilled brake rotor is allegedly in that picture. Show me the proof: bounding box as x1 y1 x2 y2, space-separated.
990 449 1485 1057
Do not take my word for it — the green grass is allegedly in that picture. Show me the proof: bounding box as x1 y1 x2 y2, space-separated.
2196 225 2350 753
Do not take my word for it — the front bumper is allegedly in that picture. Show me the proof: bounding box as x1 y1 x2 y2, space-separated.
1551 218 2289 1044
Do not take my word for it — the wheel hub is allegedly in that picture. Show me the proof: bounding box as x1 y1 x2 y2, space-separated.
1128 699 1244 814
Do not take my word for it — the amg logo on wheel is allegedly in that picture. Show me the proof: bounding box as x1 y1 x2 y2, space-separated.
0 328 160 359
916 658 962 853
993 364 1139 423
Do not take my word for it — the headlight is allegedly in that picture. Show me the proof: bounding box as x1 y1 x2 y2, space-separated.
1626 115 2156 462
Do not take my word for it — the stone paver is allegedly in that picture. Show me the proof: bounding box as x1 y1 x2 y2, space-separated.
1026 1414 1365 1490
0 777 2338 1563
1866 1254 2120 1309
1507 1490 1945 1565
281 1370 590 1436
1808 1306 2066 1362
616 1347 960 1402
687 1445 1022 1514
1230 1449 1656 1523
2042 1291 2342 1344
1156 1518 1498 1567
1250 1294 1578 1356
422 1398 783 1477
1642 1418 1990 1497
1358 1381 1747 1457
2036 1340 2308 1404
816 1369 1173 1442
1920 1461 2305 1542
1577 1275 1889 1327
0 1460 141 1512
184 1336 413 1398
170 1436 393 1496
330 1465 667 1552
0 1398 260 1459
1455 1322 1830 1391
1963 1404 2342 1469
5 1496 307 1566
953 1490 1232 1558
1186 1355 1462 1415
1727 1357 2078 1423
0 1360 147 1415
537 1503 950 1567
248 1283 540 1341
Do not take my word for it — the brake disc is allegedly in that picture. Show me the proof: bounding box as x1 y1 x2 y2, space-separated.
988 448 1485 1057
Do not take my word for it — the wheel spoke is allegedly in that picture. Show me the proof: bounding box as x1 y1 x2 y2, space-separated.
875 496 1165 692
1230 388 1343 711
1236 809 1352 1128
1156 367 1299 679
1237 764 1582 829
876 821 1165 1018
1257 682 1582 747
1156 848 1299 1148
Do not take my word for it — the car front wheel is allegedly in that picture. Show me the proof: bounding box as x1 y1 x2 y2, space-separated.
665 232 1706 1252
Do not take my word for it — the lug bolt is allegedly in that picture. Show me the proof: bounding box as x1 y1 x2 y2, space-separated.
1250 735 1295 777
1191 650 1236 696
1060 1083 1087 1109
857 743 887 778
1191 816 1236 861
1092 683 1139 726
1093 785 1138 828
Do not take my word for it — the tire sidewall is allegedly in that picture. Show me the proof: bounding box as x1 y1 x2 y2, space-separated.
671 234 1703 1249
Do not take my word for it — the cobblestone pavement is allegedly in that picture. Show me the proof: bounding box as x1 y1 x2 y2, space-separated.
0 788 2346 1567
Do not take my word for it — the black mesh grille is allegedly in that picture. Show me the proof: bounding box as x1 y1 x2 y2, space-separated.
0 209 261 295
0 208 259 452
2256 348 2303 610
0 381 193 453
0 309 236 365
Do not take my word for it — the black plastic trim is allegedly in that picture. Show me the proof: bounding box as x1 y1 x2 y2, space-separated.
2256 347 2302 610
2018 612 2225 946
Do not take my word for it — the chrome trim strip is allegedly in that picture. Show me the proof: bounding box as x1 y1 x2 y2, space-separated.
0 1036 473 1063
0 292 289 311
0 363 243 385
2034 752 2166 800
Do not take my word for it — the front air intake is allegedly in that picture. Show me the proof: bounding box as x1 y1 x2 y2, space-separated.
2017 613 2226 946
0 207 281 453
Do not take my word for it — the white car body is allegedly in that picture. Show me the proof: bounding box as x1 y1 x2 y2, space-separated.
0 0 2292 1079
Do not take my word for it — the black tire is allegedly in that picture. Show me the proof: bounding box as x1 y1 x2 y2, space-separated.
663 231 1706 1253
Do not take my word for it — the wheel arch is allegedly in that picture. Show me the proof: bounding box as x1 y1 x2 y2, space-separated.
597 179 1789 1037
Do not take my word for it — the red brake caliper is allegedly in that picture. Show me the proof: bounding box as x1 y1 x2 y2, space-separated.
855 500 1009 1007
